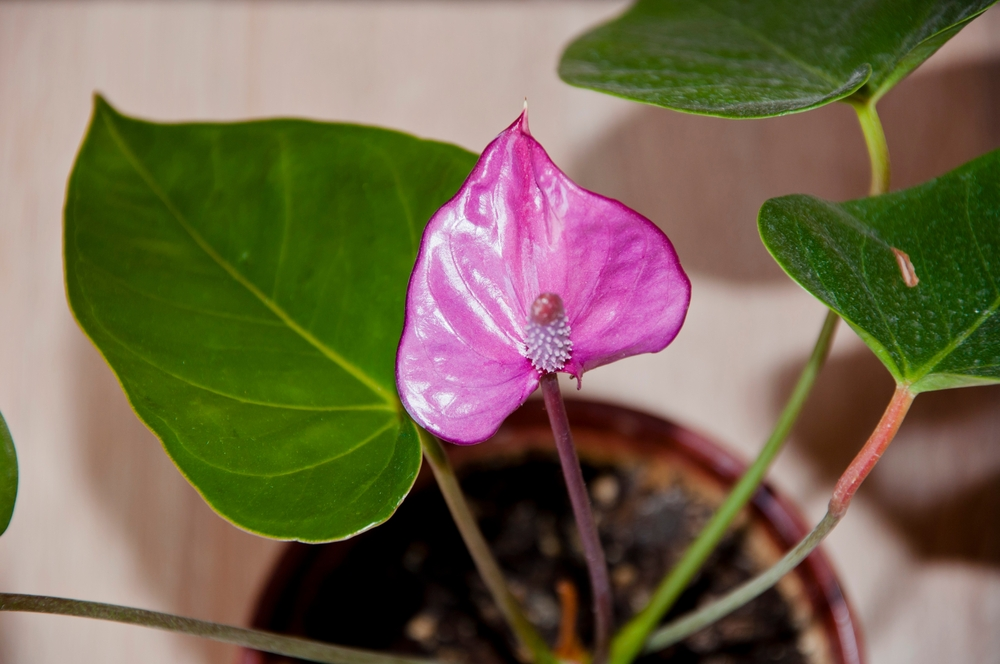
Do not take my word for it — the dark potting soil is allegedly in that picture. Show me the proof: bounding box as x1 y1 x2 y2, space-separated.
258 453 808 664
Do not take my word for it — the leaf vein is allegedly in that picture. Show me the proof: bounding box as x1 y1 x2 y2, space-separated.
99 109 396 407
271 131 295 299
695 3 840 87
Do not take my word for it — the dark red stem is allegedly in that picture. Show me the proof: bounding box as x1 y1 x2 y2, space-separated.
539 373 613 664
829 384 915 517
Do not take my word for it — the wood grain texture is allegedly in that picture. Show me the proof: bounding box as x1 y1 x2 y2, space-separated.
0 2 998 663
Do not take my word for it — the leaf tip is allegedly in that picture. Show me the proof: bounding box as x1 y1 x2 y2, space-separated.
91 94 125 123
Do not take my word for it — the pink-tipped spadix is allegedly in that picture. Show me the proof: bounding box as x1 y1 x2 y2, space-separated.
396 110 691 444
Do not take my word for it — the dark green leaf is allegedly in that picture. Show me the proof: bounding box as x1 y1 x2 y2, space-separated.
559 0 996 118
65 96 477 541
0 412 16 536
760 149 1000 393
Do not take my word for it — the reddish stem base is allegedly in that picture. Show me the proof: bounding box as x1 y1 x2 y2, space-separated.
540 373 613 664
829 384 914 518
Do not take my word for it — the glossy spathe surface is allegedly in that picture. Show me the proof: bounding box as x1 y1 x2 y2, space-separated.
396 112 691 444
65 96 477 541
0 412 16 536
559 0 996 118
760 148 1000 394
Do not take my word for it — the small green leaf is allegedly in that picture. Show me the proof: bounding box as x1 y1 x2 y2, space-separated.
760 148 1000 394
0 412 16 536
559 0 996 118
65 96 477 541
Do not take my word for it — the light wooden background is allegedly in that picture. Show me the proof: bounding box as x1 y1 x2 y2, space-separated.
1 2 999 663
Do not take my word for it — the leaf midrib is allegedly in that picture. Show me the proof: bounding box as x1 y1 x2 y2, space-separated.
99 109 397 408
78 260 395 413
91 313 403 478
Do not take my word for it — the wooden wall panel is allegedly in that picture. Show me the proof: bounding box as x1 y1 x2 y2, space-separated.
0 3 998 662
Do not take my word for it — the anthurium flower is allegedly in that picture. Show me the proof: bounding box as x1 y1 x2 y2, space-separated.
396 110 690 444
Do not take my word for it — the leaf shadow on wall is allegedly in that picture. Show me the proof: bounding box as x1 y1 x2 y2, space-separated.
70 331 283 663
0 624 9 664
570 59 1000 284
773 344 1000 568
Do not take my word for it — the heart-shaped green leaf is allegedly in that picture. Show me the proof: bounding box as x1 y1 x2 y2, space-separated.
559 0 995 118
65 97 477 541
760 148 1000 393
0 412 16 536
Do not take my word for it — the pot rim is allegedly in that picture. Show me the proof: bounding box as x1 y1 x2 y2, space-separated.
243 397 864 664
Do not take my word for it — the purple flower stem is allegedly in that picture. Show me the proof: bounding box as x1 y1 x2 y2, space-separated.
540 372 613 664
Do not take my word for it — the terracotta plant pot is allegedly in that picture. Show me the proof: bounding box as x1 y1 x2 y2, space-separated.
241 399 863 664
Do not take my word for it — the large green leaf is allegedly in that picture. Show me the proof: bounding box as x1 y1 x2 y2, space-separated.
0 412 15 536
65 97 477 541
559 0 996 118
760 148 1000 393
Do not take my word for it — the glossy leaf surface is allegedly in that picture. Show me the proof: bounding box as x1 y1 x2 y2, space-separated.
760 149 1000 393
65 97 476 541
0 412 15 536
559 0 995 118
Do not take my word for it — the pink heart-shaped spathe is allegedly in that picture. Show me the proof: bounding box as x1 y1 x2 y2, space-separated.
396 110 691 444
